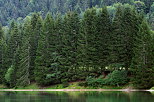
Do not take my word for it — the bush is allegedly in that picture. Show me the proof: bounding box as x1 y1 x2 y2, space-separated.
61 79 69 88
5 65 16 87
78 82 88 87
81 70 129 87
106 70 129 86
84 76 104 87
131 68 154 89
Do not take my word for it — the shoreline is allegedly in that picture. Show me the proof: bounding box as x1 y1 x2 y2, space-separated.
0 89 154 92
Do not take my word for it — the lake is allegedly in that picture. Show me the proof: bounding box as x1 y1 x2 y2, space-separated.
0 91 154 102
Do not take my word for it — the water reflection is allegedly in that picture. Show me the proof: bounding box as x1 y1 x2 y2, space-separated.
0 91 154 102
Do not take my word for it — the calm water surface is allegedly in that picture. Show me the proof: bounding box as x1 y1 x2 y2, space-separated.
0 91 154 102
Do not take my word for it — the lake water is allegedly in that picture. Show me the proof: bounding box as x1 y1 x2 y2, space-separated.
0 91 154 102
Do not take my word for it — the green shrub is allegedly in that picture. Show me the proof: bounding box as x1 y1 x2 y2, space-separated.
5 65 16 87
81 70 129 87
78 82 88 87
61 79 69 88
106 70 129 86
84 76 104 87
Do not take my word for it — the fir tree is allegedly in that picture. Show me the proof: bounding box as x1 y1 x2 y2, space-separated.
16 20 31 87
59 11 80 81
123 6 142 69
131 19 154 89
35 13 60 85
0 24 4 84
29 13 43 81
82 8 98 71
109 5 126 69
96 6 111 72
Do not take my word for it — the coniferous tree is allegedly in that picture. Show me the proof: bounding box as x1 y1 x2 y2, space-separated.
97 7 111 72
59 11 80 81
82 8 98 72
122 6 142 69
77 16 88 74
35 13 60 85
109 5 126 69
35 23 48 85
7 21 21 67
16 20 31 87
131 19 154 89
5 22 21 87
29 13 42 81
0 24 4 84
45 13 61 84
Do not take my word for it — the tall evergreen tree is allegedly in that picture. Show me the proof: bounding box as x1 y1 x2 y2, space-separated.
109 5 126 69
7 21 21 67
96 7 111 72
59 11 80 81
35 13 60 85
131 19 154 89
16 20 31 87
122 6 142 69
0 24 4 84
4 22 21 87
82 8 98 72
29 13 43 81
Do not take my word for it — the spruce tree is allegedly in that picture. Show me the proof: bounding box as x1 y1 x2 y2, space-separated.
123 6 143 69
45 13 61 84
35 13 60 85
0 24 4 84
97 6 111 72
77 16 88 73
109 5 126 69
59 11 80 81
16 20 31 87
7 21 21 67
131 19 154 89
82 8 98 72
29 13 43 81
5 22 21 87
35 24 48 85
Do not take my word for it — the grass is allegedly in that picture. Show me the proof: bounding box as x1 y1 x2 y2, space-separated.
151 87 154 90
45 82 127 89
66 82 85 89
17 83 39 89
0 84 6 89
46 84 64 89
0 82 148 90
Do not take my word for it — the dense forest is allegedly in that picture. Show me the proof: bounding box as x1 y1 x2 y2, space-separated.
0 0 154 89
0 0 154 28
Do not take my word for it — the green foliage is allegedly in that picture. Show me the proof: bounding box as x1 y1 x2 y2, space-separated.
106 70 129 86
4 65 15 87
17 83 39 89
0 4 153 89
131 18 154 89
83 70 129 88
61 79 69 88
0 24 4 84
134 1 145 12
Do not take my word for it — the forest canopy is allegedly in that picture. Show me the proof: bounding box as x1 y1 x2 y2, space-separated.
0 0 154 29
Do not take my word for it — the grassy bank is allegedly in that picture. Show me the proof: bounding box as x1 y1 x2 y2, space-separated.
1 82 132 89
1 82 153 90
151 87 154 90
